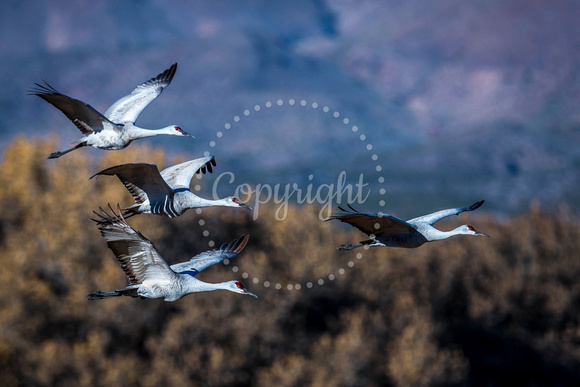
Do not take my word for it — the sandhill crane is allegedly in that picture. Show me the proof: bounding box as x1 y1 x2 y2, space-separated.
90 155 251 221
87 205 257 301
30 63 193 159
328 200 489 250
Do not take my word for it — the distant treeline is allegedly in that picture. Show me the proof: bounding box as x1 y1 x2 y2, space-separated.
1 138 579 386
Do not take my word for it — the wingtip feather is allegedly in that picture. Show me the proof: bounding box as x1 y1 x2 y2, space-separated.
327 204 360 221
235 234 250 253
91 203 129 226
469 200 485 211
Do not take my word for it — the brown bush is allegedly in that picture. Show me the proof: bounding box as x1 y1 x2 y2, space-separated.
0 138 579 386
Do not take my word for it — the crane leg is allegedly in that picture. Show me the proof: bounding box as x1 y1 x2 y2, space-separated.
48 142 86 159
337 243 363 251
86 290 122 300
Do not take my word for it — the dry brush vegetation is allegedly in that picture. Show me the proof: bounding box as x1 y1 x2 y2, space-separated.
1 138 579 386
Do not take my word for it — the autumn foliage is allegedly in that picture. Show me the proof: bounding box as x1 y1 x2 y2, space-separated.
1 138 579 386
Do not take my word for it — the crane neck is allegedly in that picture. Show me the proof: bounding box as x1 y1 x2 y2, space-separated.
182 191 231 208
423 225 468 241
181 276 231 294
126 125 176 140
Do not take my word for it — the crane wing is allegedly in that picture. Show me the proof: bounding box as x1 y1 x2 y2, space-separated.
92 205 175 285
104 63 177 123
90 163 174 206
29 82 120 134
160 156 216 190
327 205 416 237
170 235 249 276
407 200 485 225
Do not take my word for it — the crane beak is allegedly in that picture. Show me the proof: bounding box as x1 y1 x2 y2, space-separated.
476 230 490 237
182 130 194 138
239 202 252 210
244 289 258 298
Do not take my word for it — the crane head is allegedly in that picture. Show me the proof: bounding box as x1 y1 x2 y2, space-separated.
227 281 258 298
171 126 194 138
228 197 252 210
465 224 489 237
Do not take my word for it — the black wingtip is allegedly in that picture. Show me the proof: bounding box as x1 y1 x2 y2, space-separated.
161 63 178 83
88 172 101 180
325 213 341 222
235 234 250 253
91 206 113 225
328 204 359 219
196 156 216 175
469 200 485 211
29 80 61 97
219 234 250 254
347 204 358 212
91 204 126 225
326 204 356 221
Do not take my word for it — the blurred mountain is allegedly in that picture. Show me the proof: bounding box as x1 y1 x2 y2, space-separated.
1 0 579 216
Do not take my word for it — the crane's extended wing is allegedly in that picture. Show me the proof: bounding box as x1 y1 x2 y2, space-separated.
104 63 177 123
92 205 175 285
327 205 416 237
170 235 250 276
407 200 485 225
160 156 216 190
29 82 120 134
90 163 174 206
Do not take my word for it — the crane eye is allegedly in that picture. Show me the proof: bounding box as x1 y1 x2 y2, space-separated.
232 198 239 203
467 225 475 231
235 282 243 289
175 126 182 132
